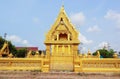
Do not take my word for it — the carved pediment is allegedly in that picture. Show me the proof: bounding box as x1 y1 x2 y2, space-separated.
44 6 80 44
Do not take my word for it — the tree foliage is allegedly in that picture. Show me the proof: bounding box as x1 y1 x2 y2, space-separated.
0 36 27 58
0 36 17 55
0 36 6 49
16 48 27 58
93 48 114 58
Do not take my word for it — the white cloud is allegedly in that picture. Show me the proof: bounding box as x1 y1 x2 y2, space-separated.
93 42 110 52
87 25 101 32
98 42 108 48
7 35 32 46
79 33 93 45
104 10 120 29
98 41 110 49
33 17 40 24
70 12 85 26
81 47 88 53
22 40 29 45
7 35 21 43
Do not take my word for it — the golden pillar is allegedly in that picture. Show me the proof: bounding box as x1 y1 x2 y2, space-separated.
52 45 54 54
62 45 63 53
46 45 50 58
68 34 70 41
62 45 65 55
68 45 70 55
56 45 58 55
73 45 78 57
57 34 59 41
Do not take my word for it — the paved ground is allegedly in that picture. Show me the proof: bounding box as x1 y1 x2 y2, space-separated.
0 71 120 79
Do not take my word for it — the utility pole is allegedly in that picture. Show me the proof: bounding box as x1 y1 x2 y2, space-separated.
4 33 7 40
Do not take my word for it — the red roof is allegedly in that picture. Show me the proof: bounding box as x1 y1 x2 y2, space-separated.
16 47 38 51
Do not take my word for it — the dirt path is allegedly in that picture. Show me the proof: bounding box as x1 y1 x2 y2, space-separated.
0 71 120 79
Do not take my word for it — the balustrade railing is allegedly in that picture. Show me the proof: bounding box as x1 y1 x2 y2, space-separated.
74 58 120 72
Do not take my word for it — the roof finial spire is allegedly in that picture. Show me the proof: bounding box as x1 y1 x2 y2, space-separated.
62 0 64 6
61 0 64 9
60 3 65 12
62 4 64 8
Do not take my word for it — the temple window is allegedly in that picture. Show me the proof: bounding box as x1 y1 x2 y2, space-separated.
60 18 64 24
60 18 63 21
59 33 67 41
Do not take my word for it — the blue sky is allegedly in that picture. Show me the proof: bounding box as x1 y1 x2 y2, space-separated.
0 0 120 53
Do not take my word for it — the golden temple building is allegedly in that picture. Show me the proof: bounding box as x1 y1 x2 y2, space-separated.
44 6 80 57
44 6 80 71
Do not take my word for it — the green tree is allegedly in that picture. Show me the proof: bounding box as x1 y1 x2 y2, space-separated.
0 36 28 58
0 36 17 56
16 48 27 58
93 48 114 58
8 41 17 56
0 36 5 49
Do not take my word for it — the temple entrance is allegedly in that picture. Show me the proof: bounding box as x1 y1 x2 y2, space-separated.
44 6 80 72
50 44 74 71
50 56 74 71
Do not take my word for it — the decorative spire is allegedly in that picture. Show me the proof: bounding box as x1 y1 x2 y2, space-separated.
62 0 64 7
60 4 65 13
62 4 64 8
88 49 91 55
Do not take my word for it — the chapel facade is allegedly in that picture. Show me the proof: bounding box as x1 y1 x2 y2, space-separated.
44 6 80 57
